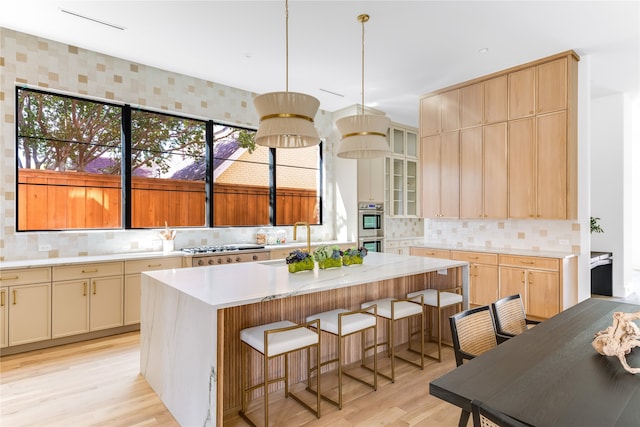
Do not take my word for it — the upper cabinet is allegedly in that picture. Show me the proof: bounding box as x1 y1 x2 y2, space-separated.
419 50 578 220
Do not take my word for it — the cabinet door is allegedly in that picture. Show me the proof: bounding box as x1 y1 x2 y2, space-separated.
90 276 123 331
459 127 483 218
124 275 141 325
393 158 405 215
537 111 567 219
420 95 440 137
8 283 51 346
483 122 508 218
440 131 460 218
483 75 508 124
527 270 559 319
0 287 7 348
508 67 535 119
537 57 567 114
52 280 89 338
441 89 460 132
421 135 441 218
508 118 535 218
471 264 499 306
460 83 483 128
358 157 385 202
499 267 527 308
406 160 418 216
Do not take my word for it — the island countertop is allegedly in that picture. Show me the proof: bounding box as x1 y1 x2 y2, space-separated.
143 251 469 310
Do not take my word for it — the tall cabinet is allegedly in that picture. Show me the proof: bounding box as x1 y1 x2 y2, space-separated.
419 50 578 220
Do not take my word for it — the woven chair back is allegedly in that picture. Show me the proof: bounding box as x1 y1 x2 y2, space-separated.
455 308 497 357
495 298 527 336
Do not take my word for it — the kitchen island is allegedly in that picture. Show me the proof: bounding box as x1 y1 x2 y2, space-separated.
140 252 469 426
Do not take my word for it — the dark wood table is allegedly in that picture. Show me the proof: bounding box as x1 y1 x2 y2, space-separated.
430 298 640 427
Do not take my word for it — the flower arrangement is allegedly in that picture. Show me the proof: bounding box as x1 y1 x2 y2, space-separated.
313 245 343 269
342 246 368 266
285 249 314 273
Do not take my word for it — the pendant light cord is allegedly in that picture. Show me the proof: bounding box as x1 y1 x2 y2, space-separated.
358 14 369 115
285 0 289 92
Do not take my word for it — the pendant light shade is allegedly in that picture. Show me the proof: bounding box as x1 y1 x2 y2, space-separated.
254 91 320 148
336 13 391 159
254 0 320 148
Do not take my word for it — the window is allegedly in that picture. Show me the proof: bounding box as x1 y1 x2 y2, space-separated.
16 88 323 231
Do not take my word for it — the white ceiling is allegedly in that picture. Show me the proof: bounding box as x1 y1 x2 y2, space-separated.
1 1 638 128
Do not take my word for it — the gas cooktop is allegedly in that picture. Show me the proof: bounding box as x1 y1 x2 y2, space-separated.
181 244 265 255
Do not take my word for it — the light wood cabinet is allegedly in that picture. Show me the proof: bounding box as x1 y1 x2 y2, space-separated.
52 262 124 338
420 95 440 137
421 132 459 218
499 255 560 319
508 67 536 120
0 268 51 347
537 57 568 114
420 90 459 136
124 257 183 325
410 247 450 259
451 251 498 306
460 83 483 128
441 89 460 132
483 75 508 124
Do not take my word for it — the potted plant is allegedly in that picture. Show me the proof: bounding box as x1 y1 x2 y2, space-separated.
591 217 604 234
285 249 314 273
313 245 343 269
342 247 368 266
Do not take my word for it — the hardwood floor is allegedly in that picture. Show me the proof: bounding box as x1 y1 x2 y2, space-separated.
1 332 467 427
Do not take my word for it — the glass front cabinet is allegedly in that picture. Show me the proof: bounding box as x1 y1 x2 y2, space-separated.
386 125 419 216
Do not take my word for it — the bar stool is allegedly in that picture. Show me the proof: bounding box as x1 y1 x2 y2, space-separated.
239 319 321 426
407 286 463 362
360 296 424 382
306 305 378 409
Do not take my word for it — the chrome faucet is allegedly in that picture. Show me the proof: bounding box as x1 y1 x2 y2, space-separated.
293 222 311 253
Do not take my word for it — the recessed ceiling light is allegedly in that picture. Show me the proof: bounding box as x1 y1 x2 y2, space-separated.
478 48 489 54
59 8 126 31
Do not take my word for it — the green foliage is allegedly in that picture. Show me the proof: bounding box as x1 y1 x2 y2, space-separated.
313 245 342 261
237 129 257 154
590 217 604 234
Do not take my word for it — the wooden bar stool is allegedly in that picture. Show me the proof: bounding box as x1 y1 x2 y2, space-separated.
239 319 321 426
306 305 378 409
407 286 463 362
360 296 424 383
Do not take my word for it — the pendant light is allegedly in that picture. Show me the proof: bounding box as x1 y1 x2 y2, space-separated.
253 0 320 148
336 14 391 159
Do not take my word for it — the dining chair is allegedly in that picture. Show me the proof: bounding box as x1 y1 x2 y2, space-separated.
449 305 499 367
471 399 531 427
491 294 540 337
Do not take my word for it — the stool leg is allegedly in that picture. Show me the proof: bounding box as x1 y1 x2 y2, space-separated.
316 340 321 418
389 317 395 383
241 342 247 415
264 352 269 426
338 333 343 409
437 306 442 362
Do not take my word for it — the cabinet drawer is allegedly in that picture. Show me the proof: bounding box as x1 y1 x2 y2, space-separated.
53 262 124 281
451 251 498 265
410 247 450 259
0 267 51 286
498 255 559 271
125 257 183 274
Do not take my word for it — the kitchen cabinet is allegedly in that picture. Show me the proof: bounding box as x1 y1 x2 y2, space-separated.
358 157 385 203
421 131 459 218
508 67 536 120
499 255 560 319
450 251 498 306
509 112 569 219
409 247 450 259
509 56 568 119
385 239 425 256
124 257 183 325
420 94 440 137
0 268 51 347
388 125 419 216
460 83 483 129
419 90 459 137
52 262 124 338
483 75 508 124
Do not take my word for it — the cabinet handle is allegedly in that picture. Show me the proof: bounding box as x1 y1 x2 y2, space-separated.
521 271 525 284
93 283 97 295
12 290 17 305
520 261 534 265
83 282 87 296
0 290 4 306
0 276 19 281
82 269 98 273
469 256 479 260
529 272 533 285
147 263 162 268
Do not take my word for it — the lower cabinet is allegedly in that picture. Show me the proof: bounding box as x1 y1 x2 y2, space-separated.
451 251 499 307
0 268 52 347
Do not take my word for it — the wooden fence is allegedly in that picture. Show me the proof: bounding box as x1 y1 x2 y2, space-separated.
17 170 318 230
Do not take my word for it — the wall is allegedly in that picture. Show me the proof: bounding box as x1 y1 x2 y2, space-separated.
0 28 348 261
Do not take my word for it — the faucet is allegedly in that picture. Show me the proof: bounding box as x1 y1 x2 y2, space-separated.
293 222 311 253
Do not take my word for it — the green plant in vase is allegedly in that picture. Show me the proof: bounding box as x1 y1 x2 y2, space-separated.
285 249 314 273
343 247 368 266
313 245 343 269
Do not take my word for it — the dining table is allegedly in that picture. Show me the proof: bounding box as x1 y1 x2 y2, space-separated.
430 298 640 427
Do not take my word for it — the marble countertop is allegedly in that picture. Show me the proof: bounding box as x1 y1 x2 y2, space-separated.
410 243 578 259
143 251 468 310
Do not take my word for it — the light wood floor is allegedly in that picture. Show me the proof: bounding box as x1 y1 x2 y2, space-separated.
1 332 468 427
